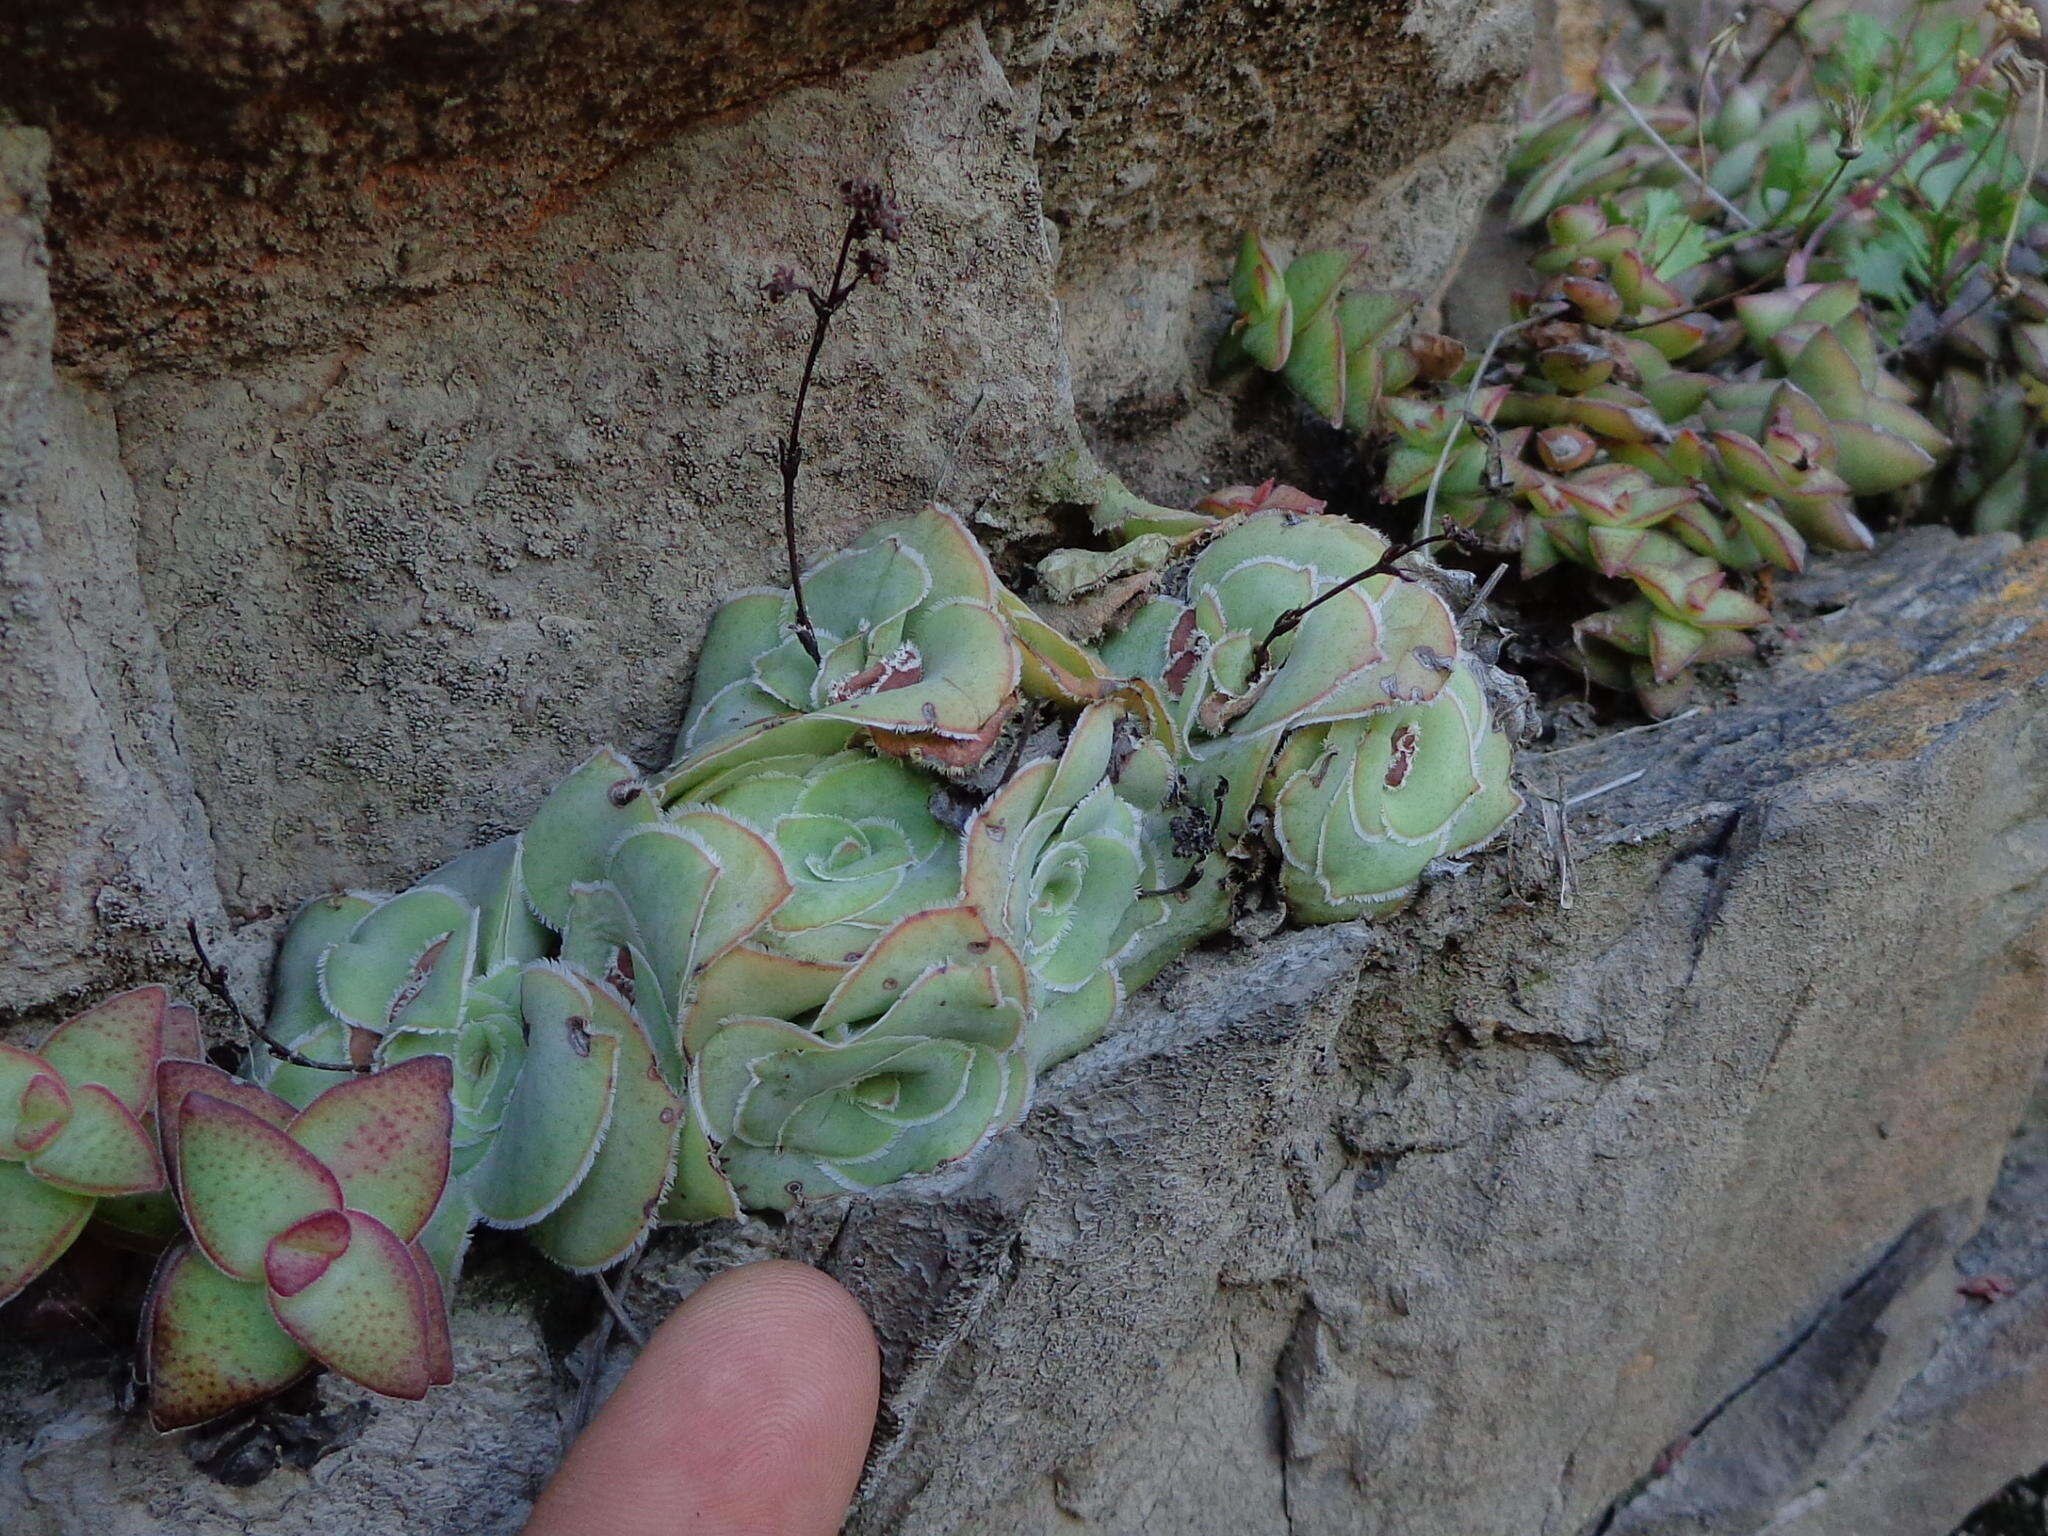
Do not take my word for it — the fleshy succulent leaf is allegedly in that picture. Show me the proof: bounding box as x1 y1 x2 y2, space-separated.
467 965 620 1229
519 748 663 931
266 1207 444 1401
157 1059 296 1173
176 1091 344 1283
36 985 169 1113
145 1242 312 1431
26 1083 163 1198
0 1160 94 1305
287 1055 455 1244
529 980 683 1272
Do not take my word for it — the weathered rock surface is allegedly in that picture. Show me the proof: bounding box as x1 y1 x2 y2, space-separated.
5 532 2047 1535
0 0 1525 1011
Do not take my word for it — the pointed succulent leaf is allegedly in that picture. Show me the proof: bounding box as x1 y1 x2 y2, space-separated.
144 1243 311 1430
1283 249 1359 321
1647 614 1709 683
36 986 169 1113
0 1160 94 1305
1829 420 1938 495
264 1207 353 1298
26 1083 162 1198
1282 295 1347 425
0 1044 68 1159
409 1238 458 1388
267 1207 443 1401
176 1091 344 1282
287 1055 454 1244
157 1059 296 1173
1729 496 1807 573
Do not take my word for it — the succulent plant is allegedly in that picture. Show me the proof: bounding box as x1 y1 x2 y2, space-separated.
961 695 1183 1063
1263 660 1522 923
657 722 963 969
689 906 1032 1211
1506 13 2045 328
1215 234 1426 431
1099 509 1463 835
8 481 1528 1432
144 1056 456 1429
1898 259 2048 538
678 507 1023 773
1225 195 1952 713
0 987 197 1305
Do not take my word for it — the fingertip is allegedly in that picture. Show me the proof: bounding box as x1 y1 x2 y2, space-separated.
524 1260 879 1536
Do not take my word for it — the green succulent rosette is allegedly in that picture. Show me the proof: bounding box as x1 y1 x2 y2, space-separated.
1263 661 1522 924
1099 510 1462 838
677 506 1022 772
657 721 963 969
963 698 1145 1067
688 906 1032 1211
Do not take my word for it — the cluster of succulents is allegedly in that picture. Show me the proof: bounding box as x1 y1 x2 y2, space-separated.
1215 0 2048 713
2 501 1523 1430
1907 246 2048 538
1223 212 1950 712
1508 5 2045 324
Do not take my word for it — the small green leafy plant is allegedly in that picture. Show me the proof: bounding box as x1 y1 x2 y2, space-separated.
1221 0 2048 712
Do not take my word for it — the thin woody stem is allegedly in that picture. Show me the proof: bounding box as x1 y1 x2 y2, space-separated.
1249 533 1462 678
777 219 861 664
1602 75 1756 231
185 918 370 1074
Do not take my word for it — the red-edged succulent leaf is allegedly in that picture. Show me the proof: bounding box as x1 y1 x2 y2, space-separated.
0 1044 68 1160
162 1002 205 1064
409 1240 457 1387
287 1056 454 1245
27 1083 163 1197
177 1092 343 1283
0 1159 94 1305
37 986 169 1113
145 1242 311 1430
264 1208 354 1297
157 1059 295 1174
267 1208 440 1401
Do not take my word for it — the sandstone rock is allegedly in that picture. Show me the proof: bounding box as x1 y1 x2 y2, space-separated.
0 129 225 1013
0 0 1529 1002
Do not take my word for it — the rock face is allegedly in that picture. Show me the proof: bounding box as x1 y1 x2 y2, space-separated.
5 4 2048 1536
0 0 1523 1012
